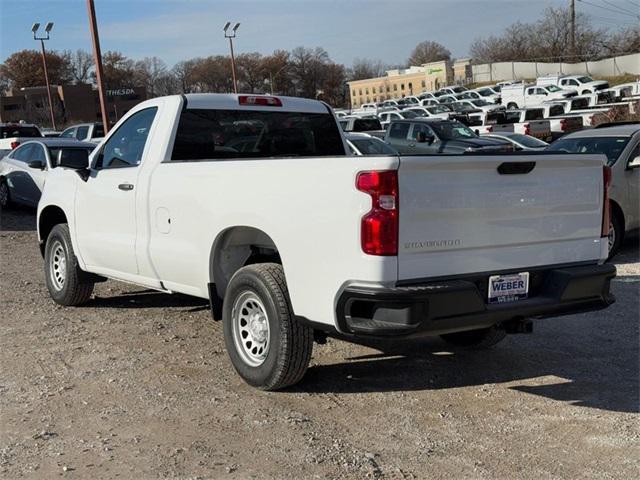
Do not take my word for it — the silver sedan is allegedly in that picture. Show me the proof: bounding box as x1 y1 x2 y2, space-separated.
0 138 95 208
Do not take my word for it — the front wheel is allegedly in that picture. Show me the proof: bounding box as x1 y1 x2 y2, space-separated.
440 326 506 349
607 211 623 259
223 263 313 390
44 224 94 306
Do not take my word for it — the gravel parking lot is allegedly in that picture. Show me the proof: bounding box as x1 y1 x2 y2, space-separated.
1 207 638 479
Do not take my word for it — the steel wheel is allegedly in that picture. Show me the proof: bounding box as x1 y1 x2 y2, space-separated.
231 290 270 367
607 221 616 254
49 240 67 291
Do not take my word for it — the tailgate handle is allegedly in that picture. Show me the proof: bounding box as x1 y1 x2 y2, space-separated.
497 162 536 175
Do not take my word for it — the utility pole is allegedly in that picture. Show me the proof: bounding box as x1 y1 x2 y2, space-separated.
32 22 57 130
223 22 240 94
86 0 110 133
570 0 576 59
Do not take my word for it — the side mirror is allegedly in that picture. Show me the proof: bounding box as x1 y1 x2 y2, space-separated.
58 149 89 169
28 160 45 170
628 155 640 169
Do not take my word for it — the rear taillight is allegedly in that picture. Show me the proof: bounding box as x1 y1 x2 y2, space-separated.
590 115 596 126
486 126 493 132
560 118 567 131
238 95 282 107
10 141 20 149
356 170 398 256
602 166 611 237
523 123 531 136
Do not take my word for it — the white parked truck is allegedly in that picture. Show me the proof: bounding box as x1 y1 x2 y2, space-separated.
36 93 616 390
469 109 553 141
537 74 610 95
501 83 576 109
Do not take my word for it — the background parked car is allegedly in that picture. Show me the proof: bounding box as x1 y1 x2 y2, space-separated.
546 123 640 256
481 132 549 151
384 118 513 155
0 139 95 208
345 132 399 156
0 123 43 157
59 122 105 144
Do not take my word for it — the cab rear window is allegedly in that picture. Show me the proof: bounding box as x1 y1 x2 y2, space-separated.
171 109 345 160
0 126 42 138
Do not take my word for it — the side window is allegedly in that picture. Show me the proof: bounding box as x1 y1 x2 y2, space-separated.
388 122 410 140
76 126 89 140
628 145 640 168
527 88 535 95
410 123 434 141
97 107 157 169
60 128 76 138
31 144 46 162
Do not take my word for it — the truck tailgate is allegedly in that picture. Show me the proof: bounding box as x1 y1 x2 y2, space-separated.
397 154 606 281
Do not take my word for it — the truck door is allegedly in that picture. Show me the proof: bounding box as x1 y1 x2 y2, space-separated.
74 107 158 276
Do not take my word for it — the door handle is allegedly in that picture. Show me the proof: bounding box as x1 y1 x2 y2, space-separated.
118 183 134 191
409 143 415 147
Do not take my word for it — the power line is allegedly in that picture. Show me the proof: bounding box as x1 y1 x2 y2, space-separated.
591 15 639 25
599 0 640 16
624 0 640 9
577 0 640 18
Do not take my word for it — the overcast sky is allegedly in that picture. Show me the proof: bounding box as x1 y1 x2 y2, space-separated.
0 0 637 67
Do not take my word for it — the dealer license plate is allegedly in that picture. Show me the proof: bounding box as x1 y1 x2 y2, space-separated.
488 272 529 304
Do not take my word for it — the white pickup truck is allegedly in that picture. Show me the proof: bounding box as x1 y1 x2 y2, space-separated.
470 109 553 141
501 83 576 109
36 93 616 390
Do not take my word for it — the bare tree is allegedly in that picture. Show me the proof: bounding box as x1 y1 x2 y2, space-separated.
66 49 93 84
407 41 451 66
172 59 199 93
235 52 265 93
350 58 388 81
134 56 169 97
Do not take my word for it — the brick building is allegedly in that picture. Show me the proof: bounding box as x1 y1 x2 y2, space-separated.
0 84 146 128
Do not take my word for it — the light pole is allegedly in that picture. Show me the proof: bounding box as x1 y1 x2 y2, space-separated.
86 0 110 133
223 22 240 94
32 22 57 130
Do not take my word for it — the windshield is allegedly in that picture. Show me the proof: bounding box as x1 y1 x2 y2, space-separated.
455 103 477 112
507 134 549 148
547 136 630 164
427 105 450 114
430 122 477 140
471 100 489 106
477 89 493 97
452 87 466 93
493 85 502 92
577 76 593 84
400 110 420 119
350 138 398 155
546 85 562 92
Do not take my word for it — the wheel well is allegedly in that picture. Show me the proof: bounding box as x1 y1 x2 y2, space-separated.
210 227 281 298
38 206 67 256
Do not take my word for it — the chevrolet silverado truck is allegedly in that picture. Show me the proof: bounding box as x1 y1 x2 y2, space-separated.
37 93 616 390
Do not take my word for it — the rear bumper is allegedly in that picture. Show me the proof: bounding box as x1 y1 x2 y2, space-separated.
336 263 616 338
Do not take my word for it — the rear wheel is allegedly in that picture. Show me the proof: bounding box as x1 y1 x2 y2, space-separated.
506 102 518 110
440 326 507 349
44 224 94 306
223 263 313 390
0 179 10 209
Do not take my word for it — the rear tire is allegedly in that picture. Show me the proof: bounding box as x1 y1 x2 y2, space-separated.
0 179 11 209
44 224 94 306
440 326 507 349
222 263 313 390
507 102 518 110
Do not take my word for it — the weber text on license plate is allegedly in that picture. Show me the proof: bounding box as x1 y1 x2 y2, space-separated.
488 272 529 304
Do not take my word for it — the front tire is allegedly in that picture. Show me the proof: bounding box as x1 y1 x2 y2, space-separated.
44 224 94 306
440 326 507 349
607 211 623 259
223 263 313 390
